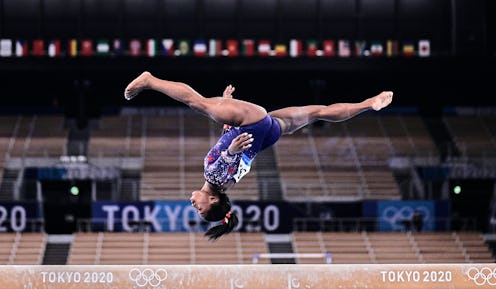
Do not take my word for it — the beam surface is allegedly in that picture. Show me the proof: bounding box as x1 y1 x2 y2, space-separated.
1 263 496 289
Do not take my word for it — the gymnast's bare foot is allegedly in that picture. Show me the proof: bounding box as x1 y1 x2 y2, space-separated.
371 91 393 111
124 71 152 100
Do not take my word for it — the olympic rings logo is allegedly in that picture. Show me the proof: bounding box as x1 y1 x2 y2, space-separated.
466 267 496 286
380 206 429 230
129 268 168 287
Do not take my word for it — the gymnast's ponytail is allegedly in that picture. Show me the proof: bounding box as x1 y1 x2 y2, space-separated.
203 192 238 241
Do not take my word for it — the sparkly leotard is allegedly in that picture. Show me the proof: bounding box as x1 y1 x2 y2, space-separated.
204 115 281 188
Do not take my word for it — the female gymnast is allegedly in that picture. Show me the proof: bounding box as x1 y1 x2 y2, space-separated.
124 71 393 240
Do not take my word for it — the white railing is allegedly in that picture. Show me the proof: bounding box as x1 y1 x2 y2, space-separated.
252 253 333 264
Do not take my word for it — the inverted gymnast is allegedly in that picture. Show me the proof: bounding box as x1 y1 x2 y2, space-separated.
124 71 393 240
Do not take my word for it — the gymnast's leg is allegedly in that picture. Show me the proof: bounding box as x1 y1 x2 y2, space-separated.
124 71 267 127
269 91 393 135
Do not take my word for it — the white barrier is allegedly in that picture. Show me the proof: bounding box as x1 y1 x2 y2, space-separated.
252 253 332 264
1 263 496 289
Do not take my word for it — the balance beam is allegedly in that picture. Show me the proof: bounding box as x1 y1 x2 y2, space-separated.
1 263 495 288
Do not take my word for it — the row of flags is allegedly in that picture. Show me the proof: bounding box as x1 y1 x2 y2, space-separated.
0 38 431 58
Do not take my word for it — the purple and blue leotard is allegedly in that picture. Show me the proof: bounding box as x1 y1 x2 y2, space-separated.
204 115 281 188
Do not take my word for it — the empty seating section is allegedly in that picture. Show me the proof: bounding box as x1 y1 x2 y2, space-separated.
7 115 67 158
27 116 68 157
88 115 143 158
288 232 326 264
347 117 408 199
141 114 186 200
4 112 490 202
456 231 495 262
100 233 146 264
444 115 496 158
314 125 363 200
0 231 491 265
275 131 327 200
0 116 19 179
276 114 432 200
291 231 494 264
67 231 100 264
68 232 269 265
147 233 193 264
381 115 438 158
292 232 371 264
412 232 467 263
0 233 46 264
367 232 420 263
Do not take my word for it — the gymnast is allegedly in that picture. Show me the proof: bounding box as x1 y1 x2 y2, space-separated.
124 71 393 240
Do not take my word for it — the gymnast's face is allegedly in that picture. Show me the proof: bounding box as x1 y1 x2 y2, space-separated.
190 190 219 217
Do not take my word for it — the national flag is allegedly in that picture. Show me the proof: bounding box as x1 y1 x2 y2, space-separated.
48 40 61 57
112 39 124 56
146 39 157 57
15 40 28 57
177 39 190 56
274 43 287 57
193 40 207 57
226 39 239 57
257 40 271 57
306 40 318 57
241 39 255 57
322 40 335 57
418 39 430 57
80 39 94 56
0 39 12 57
354 40 367 57
32 39 45 56
338 40 350 57
402 41 415 57
160 39 174 56
96 39 110 56
386 40 398 57
289 39 302 57
208 39 221 57
68 39 78 57
129 39 141 56
370 41 383 57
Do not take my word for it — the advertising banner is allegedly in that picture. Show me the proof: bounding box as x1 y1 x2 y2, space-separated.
92 200 293 233
373 200 435 232
0 202 43 232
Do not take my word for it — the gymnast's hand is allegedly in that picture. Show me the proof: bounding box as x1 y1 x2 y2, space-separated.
228 133 253 154
223 84 235 98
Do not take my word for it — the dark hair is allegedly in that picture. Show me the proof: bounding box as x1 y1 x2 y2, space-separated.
203 192 238 241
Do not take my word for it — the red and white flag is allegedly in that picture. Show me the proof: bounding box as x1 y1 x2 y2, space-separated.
80 39 94 56
418 40 430 57
48 40 61 57
322 40 335 57
258 40 271 57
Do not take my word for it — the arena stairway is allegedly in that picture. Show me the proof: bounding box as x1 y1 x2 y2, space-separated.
255 147 284 201
0 168 18 201
265 234 296 264
423 116 460 160
42 235 72 265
